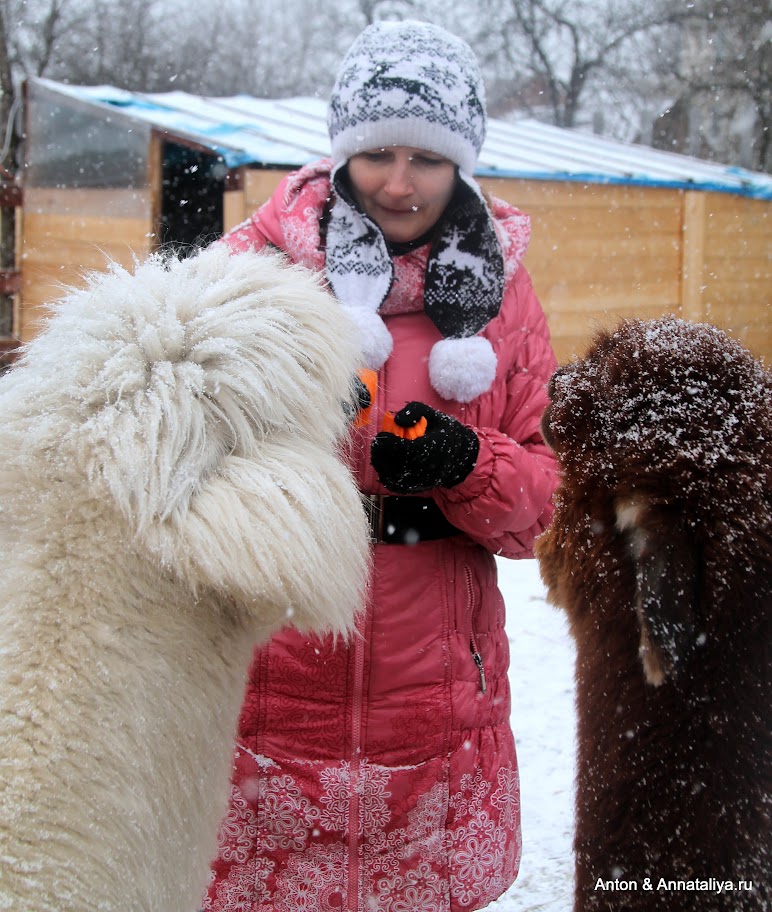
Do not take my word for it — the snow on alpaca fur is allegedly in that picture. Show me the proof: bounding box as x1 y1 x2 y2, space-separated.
0 245 369 912
535 317 771 911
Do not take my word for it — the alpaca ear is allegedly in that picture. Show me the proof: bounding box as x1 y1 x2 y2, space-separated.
615 497 698 686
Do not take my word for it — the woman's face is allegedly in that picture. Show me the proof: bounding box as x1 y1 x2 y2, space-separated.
347 147 456 244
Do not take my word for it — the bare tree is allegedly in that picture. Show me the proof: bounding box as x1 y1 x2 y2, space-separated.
129 0 366 98
0 0 16 337
462 0 769 171
475 0 679 127
1 0 83 169
646 0 771 171
355 0 416 23
44 0 183 90
0 2 15 161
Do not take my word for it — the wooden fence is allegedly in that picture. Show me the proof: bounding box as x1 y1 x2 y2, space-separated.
20 171 771 366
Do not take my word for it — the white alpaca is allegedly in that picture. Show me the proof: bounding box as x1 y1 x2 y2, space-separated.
0 246 369 912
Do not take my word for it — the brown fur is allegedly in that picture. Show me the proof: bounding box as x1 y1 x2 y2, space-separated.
535 317 771 911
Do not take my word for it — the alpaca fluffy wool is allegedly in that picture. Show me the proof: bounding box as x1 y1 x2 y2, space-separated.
0 245 369 912
536 317 771 912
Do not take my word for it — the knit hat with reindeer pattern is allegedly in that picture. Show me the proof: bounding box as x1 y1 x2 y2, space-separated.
325 20 505 403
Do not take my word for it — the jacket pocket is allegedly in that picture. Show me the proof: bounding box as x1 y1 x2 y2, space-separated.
465 565 487 695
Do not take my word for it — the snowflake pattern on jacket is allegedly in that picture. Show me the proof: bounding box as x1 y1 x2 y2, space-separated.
204 751 521 912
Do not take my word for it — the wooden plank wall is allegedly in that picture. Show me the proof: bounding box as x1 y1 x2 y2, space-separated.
20 187 154 341
23 173 768 367
223 169 286 233
687 192 770 360
480 179 688 364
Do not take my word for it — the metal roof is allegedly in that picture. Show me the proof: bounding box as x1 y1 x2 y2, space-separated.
36 78 772 200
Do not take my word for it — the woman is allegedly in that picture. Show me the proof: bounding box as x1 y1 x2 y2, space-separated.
204 19 558 912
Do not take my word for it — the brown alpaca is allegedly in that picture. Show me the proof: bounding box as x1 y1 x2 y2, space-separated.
535 317 771 911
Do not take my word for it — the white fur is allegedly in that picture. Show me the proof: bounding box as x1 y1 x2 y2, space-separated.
613 497 644 534
428 334 498 403
0 245 369 912
341 304 394 371
615 496 671 686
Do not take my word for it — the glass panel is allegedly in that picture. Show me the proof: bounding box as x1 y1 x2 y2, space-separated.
20 80 155 340
25 81 150 191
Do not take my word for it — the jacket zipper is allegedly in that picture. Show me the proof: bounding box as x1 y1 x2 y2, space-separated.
470 637 487 694
350 348 378 909
465 567 487 694
470 635 487 694
346 354 382 910
347 621 364 912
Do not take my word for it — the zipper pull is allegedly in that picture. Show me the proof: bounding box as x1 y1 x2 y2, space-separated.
470 639 487 694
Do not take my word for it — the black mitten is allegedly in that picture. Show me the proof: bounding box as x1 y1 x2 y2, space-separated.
370 401 480 494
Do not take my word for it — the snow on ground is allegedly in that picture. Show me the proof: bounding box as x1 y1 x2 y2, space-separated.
486 557 576 912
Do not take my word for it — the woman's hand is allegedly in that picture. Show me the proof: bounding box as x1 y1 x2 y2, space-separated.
370 402 479 494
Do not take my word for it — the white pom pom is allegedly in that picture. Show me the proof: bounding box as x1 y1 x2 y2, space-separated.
342 307 393 370
429 336 498 403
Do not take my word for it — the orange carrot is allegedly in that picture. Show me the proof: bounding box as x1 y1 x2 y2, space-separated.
381 412 428 440
353 369 378 429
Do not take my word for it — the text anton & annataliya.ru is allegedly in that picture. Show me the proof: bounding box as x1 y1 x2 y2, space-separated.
595 877 754 894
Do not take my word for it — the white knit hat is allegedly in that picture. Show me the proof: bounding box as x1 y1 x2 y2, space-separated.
328 20 486 174
325 20 504 403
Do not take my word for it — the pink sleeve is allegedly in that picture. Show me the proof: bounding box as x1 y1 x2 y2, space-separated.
432 282 558 559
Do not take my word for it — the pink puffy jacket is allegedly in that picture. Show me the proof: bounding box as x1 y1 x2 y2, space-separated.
203 160 558 912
